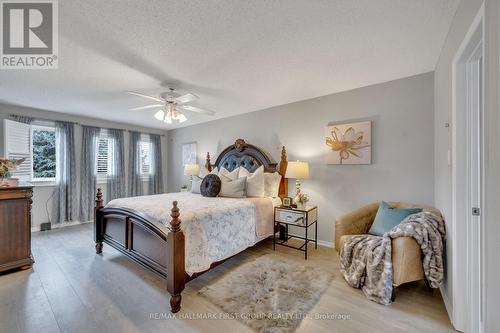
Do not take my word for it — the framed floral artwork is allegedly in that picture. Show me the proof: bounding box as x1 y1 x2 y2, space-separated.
325 121 371 164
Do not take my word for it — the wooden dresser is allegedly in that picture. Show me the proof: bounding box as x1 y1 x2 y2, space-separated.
0 185 34 273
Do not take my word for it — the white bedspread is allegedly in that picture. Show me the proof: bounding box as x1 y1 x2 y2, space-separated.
106 192 280 275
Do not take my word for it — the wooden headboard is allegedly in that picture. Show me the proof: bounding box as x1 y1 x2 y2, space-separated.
205 139 288 197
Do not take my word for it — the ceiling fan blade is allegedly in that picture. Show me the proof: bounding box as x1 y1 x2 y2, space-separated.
181 105 215 116
130 104 164 111
127 91 164 103
175 93 198 104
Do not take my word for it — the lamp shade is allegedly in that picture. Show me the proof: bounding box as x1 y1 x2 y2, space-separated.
285 161 309 179
184 164 200 176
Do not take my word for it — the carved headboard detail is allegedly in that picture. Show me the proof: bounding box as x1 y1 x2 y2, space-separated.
204 139 288 197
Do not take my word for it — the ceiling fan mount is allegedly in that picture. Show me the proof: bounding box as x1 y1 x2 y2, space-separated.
127 88 215 124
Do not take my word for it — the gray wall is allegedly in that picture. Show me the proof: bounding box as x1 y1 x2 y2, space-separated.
0 103 168 230
168 72 435 245
435 0 500 330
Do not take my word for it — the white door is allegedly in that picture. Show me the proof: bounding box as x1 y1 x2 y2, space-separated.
465 44 483 333
452 5 484 333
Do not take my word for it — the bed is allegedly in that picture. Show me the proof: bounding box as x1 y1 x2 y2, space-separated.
94 139 288 312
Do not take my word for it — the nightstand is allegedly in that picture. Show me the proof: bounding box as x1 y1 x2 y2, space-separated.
273 205 318 259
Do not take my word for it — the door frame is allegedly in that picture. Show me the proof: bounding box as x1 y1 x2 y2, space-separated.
451 3 485 332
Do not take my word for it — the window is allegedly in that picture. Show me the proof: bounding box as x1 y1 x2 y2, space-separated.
139 138 153 178
3 120 56 183
31 125 56 181
95 133 114 181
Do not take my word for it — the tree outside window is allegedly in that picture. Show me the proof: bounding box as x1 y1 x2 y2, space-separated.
32 126 56 180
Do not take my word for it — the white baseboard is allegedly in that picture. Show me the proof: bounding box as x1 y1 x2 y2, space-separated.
286 232 334 248
439 285 455 329
317 239 334 248
31 220 93 232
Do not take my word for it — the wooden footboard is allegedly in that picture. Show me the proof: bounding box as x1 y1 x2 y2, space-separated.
94 189 186 312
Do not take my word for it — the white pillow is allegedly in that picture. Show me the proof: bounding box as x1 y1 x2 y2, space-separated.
238 166 265 197
219 175 247 198
219 167 240 180
191 175 203 194
264 172 282 197
199 166 218 177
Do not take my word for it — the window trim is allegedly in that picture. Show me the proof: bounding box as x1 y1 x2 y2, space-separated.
30 124 56 183
95 131 114 183
139 135 153 180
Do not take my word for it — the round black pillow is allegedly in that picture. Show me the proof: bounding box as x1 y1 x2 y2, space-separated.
200 174 222 197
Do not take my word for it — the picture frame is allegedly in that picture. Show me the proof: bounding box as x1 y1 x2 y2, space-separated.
282 197 292 207
325 120 372 165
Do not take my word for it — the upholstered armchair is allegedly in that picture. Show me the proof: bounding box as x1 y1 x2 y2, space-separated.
335 202 440 294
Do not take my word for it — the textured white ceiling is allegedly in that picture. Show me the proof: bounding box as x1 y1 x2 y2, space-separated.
0 0 459 130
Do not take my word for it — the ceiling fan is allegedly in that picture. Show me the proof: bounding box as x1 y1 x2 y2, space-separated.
128 88 215 124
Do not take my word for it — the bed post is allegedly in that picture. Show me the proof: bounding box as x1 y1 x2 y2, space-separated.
94 188 104 254
205 152 212 172
167 201 185 313
279 145 288 198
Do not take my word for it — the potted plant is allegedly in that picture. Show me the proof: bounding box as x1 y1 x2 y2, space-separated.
294 192 309 209
0 158 26 187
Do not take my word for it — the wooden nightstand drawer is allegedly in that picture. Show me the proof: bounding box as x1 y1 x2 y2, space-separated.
275 209 306 225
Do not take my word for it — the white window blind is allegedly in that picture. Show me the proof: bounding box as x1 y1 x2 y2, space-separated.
139 137 152 177
4 119 31 181
96 136 109 176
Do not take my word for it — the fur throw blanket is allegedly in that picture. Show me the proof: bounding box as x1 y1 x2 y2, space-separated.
339 211 446 305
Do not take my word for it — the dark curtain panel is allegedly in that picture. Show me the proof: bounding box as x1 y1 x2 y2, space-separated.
106 128 125 200
54 121 77 223
148 134 164 194
128 131 143 196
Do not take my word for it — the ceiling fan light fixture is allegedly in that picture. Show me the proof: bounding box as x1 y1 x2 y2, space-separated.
129 89 213 126
154 110 165 121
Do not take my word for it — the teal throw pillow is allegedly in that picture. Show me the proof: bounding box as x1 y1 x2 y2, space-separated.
368 201 422 236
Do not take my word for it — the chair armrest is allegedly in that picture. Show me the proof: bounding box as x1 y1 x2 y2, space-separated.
392 236 424 286
335 202 379 252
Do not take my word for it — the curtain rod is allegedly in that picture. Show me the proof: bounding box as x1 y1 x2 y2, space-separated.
9 114 167 137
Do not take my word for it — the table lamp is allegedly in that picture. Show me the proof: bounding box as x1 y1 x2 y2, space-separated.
184 164 200 179
285 160 309 196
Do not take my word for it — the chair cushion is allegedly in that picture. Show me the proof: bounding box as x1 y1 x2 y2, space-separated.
368 201 422 236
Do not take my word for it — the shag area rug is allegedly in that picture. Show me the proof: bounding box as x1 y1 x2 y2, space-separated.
198 254 333 333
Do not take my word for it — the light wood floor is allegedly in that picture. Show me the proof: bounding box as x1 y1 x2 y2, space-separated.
0 224 456 333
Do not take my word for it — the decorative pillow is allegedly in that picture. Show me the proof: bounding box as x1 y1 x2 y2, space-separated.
238 165 264 197
200 174 222 197
368 201 423 236
219 175 247 198
200 166 218 178
191 175 203 194
219 167 240 180
264 172 282 197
